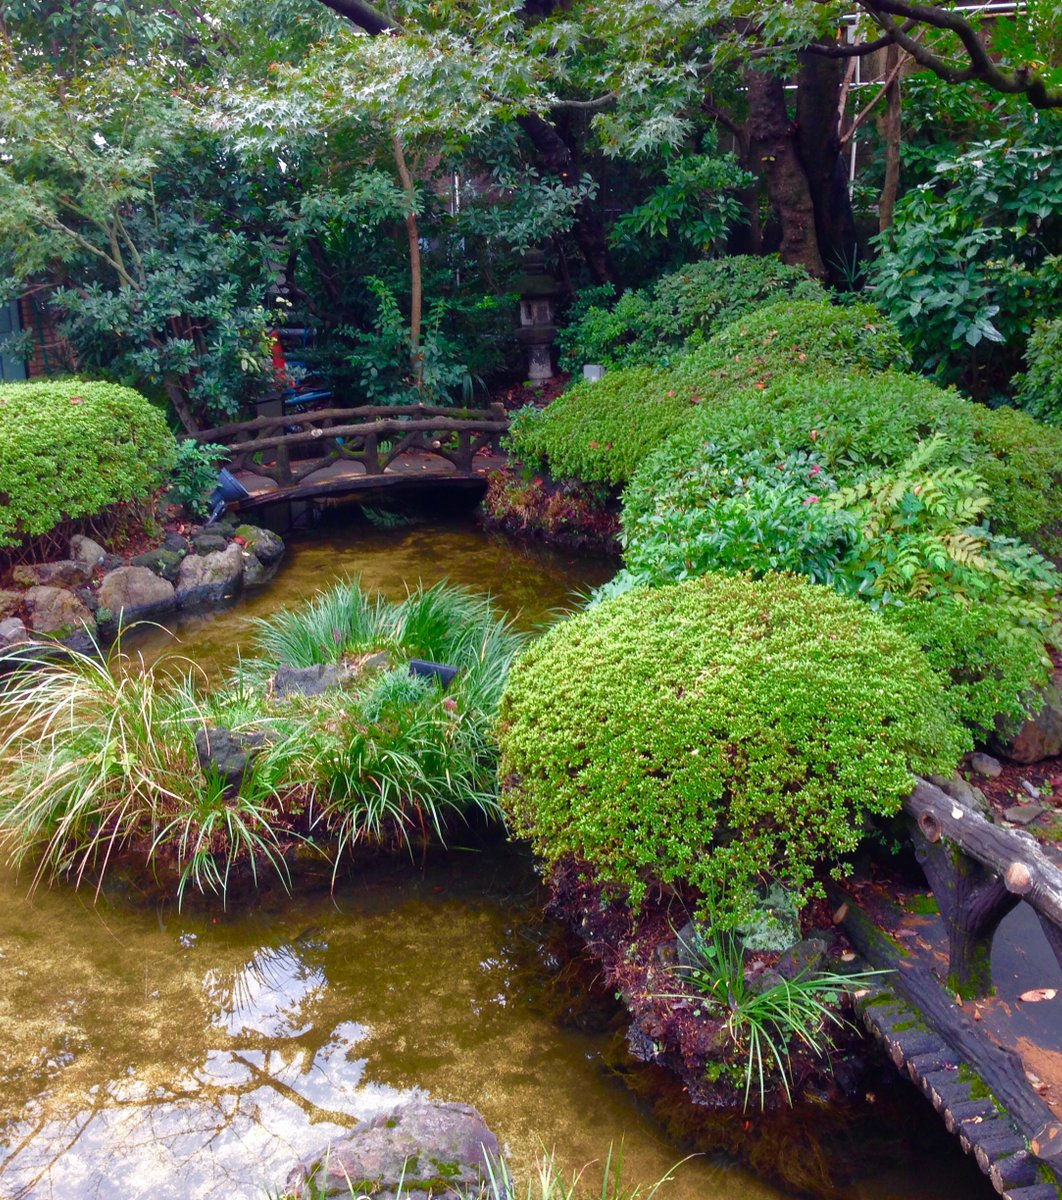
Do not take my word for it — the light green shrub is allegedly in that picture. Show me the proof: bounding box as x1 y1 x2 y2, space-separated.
669 299 911 386
627 371 1061 548
506 369 698 486
969 403 1062 555
498 573 969 925
0 378 176 548
514 301 909 489
555 256 824 371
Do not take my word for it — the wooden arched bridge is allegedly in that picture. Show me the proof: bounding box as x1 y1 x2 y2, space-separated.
190 402 510 510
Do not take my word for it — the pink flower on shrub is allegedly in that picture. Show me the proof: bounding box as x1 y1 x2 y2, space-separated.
809 464 822 476
803 494 820 505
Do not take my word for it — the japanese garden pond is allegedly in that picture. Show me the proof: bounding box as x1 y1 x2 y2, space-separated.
0 512 993 1200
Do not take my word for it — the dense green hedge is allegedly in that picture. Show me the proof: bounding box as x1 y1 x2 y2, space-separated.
625 371 1061 549
555 256 824 372
498 573 968 924
669 299 911 387
0 378 176 548
507 367 697 487
512 301 910 489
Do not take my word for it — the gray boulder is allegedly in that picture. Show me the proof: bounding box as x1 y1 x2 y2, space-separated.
194 726 267 798
969 752 1002 778
12 559 93 588
0 590 21 620
69 535 107 569
234 524 285 565
242 553 271 587
131 546 186 582
776 937 827 981
191 531 230 556
0 617 28 647
24 586 96 641
272 662 356 699
286 1101 501 1200
990 670 1062 764
98 567 176 626
175 544 244 608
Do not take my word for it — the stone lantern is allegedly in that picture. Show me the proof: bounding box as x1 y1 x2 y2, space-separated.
515 249 559 383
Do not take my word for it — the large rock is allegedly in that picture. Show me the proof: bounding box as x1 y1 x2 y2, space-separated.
24 586 96 641
991 670 1062 765
98 567 176 626
12 559 93 588
69 535 107 569
0 617 28 647
175 544 244 608
0 590 21 619
191 531 230 556
272 662 356 699
286 1102 501 1200
131 546 187 582
193 726 267 798
234 524 285 566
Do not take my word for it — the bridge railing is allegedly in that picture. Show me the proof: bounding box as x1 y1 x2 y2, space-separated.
191 402 510 487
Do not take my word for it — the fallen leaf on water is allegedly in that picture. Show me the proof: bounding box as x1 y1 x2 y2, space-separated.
841 950 857 962
1018 988 1057 1003
832 903 848 924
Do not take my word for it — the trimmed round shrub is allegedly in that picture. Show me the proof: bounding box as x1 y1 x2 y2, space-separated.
1016 315 1062 425
514 301 910 489
0 377 176 548
498 573 969 924
556 255 824 371
669 298 911 387
506 368 700 487
969 404 1062 555
881 599 1050 738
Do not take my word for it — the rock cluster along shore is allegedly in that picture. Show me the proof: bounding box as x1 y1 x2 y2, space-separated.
0 520 285 652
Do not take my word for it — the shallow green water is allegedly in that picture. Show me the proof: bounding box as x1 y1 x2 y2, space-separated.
0 514 993 1200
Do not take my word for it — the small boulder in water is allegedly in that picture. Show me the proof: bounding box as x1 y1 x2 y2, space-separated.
286 1101 501 1200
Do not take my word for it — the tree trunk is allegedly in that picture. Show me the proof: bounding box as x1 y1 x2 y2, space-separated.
746 69 826 279
163 374 201 434
796 52 857 283
392 132 423 384
517 112 616 286
879 44 903 233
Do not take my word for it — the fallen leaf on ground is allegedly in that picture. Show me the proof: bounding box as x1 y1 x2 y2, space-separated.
1018 988 1057 1003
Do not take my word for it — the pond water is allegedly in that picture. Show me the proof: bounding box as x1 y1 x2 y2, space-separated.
0 513 993 1200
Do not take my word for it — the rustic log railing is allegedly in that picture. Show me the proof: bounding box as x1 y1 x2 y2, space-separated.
190 403 510 488
830 776 1062 1190
905 778 1062 999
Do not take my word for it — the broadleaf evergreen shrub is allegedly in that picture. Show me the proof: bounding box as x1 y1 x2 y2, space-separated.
1015 316 1062 426
506 369 698 487
498 573 969 925
0 378 176 548
627 371 1062 549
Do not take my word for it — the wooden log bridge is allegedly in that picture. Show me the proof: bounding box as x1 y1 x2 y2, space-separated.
829 777 1062 1197
190 402 510 507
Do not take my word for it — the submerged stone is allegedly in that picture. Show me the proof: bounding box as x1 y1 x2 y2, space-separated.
286 1101 501 1200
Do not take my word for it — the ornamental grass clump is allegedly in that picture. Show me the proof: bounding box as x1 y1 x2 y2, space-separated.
0 582 524 903
498 573 969 926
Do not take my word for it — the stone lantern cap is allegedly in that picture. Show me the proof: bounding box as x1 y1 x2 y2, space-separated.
516 249 560 299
